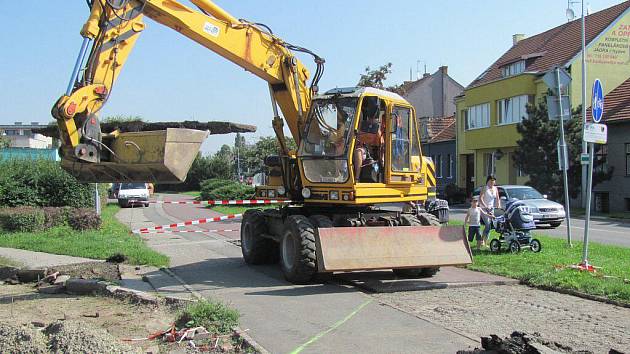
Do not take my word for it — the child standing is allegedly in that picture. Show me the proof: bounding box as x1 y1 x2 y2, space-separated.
464 198 493 250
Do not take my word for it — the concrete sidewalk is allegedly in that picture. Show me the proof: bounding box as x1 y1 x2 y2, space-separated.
0 247 95 269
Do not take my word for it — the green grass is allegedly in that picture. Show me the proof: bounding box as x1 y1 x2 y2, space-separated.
210 205 274 215
0 256 20 268
454 220 630 303
176 299 239 334
181 190 200 198
0 205 168 267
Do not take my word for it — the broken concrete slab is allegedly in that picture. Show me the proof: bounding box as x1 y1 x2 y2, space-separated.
336 266 520 293
53 275 71 285
0 266 19 281
65 279 108 295
38 285 66 295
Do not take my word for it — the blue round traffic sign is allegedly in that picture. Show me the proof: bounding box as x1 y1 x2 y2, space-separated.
592 79 604 123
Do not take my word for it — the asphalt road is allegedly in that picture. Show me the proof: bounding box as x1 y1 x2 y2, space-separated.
449 206 630 247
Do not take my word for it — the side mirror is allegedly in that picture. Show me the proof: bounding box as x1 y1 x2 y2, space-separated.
500 196 507 201
543 194 548 199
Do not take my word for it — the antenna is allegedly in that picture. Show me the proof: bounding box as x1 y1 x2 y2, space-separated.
416 59 427 80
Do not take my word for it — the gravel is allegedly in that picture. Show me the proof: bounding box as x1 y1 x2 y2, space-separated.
0 323 48 354
45 321 134 354
48 262 120 281
374 284 630 353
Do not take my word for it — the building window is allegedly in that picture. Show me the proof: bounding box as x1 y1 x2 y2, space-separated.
4 130 17 136
595 144 608 173
501 60 526 77
434 155 443 178
497 95 532 125
462 110 469 130
466 103 490 130
626 198 630 212
626 143 630 176
446 154 453 178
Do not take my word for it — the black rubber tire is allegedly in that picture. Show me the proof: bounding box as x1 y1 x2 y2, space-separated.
490 239 501 253
509 240 521 254
417 213 441 226
530 239 542 253
549 222 561 228
241 209 278 265
308 215 333 228
392 214 440 278
280 215 317 284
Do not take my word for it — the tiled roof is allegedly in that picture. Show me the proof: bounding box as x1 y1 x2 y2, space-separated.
427 116 456 143
586 77 630 123
468 1 630 88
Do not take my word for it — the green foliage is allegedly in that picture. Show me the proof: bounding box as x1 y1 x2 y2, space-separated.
0 136 10 149
67 208 102 231
177 300 239 334
0 207 46 232
0 205 168 267
0 160 94 207
357 63 393 89
102 115 144 124
200 179 254 201
42 207 73 228
514 100 613 201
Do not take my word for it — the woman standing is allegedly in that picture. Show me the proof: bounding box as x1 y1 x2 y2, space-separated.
479 175 501 246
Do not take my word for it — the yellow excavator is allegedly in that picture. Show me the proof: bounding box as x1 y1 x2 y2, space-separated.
54 0 472 283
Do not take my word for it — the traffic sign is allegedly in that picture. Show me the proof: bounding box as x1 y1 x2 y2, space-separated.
592 79 604 123
547 95 572 120
580 153 590 165
543 67 572 96
583 123 607 144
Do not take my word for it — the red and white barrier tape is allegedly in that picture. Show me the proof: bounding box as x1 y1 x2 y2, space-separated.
149 199 292 205
132 214 242 234
138 229 239 235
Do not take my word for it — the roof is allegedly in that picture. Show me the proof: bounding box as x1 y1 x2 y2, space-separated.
468 1 630 88
586 77 630 123
318 87 406 102
425 116 456 143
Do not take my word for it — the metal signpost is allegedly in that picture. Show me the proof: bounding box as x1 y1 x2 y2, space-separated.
580 79 605 271
94 184 101 216
543 67 573 246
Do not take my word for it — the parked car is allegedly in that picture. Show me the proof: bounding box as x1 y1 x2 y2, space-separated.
117 183 150 208
473 185 565 228
108 183 121 199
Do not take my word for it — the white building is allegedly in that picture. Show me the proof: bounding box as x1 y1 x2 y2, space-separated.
0 122 54 149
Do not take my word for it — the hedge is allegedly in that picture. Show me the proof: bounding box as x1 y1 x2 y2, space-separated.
0 206 100 232
199 179 254 201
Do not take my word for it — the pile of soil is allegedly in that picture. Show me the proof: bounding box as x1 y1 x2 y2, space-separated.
0 322 134 354
457 331 597 354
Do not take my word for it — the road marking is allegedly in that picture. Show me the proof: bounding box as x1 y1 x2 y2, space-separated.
289 299 373 354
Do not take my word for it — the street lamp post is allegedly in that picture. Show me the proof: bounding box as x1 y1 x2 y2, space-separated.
580 0 588 207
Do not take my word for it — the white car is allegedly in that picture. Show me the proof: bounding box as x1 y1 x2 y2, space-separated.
117 183 150 208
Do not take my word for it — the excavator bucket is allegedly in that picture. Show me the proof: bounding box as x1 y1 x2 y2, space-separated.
61 128 208 183
315 226 472 272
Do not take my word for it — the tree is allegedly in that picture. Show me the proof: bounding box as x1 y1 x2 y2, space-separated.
357 62 404 94
513 99 613 202
0 135 10 149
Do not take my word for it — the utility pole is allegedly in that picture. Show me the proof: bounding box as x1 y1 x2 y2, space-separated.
555 68 572 247
580 0 588 207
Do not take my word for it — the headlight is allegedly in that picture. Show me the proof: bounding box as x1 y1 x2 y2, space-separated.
329 191 339 200
268 189 276 198
277 186 286 196
302 187 311 199
260 190 267 198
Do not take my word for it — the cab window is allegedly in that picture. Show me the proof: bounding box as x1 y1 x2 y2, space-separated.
391 106 411 172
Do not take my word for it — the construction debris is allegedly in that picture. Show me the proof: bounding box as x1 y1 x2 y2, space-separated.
457 331 596 354
32 120 256 137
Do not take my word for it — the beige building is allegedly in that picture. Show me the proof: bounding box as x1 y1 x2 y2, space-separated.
0 122 54 149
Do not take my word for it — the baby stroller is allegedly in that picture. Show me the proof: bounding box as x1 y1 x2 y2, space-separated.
489 199 542 253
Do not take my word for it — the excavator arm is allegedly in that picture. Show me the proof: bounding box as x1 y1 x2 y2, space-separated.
53 0 323 182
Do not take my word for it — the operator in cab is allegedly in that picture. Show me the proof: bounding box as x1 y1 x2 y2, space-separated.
354 97 384 182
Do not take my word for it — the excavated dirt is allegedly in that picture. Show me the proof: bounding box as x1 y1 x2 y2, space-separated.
45 321 134 354
457 331 594 354
0 323 48 354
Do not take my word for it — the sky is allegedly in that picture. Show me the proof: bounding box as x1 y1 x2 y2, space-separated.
0 0 622 154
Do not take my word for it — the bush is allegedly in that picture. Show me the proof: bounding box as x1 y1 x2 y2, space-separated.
0 160 94 208
42 207 73 228
67 208 102 231
0 207 46 232
444 183 467 204
200 179 254 201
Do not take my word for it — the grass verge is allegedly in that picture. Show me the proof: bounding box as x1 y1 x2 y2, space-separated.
210 205 274 215
181 190 200 198
0 205 168 267
176 299 239 334
449 219 630 303
0 256 20 268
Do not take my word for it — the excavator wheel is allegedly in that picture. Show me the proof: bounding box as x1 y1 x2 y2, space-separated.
392 214 441 279
280 215 317 284
241 209 278 265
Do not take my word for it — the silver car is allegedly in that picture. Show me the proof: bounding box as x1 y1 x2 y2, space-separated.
474 185 566 228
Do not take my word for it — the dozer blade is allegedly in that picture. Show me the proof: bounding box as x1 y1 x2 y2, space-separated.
61 128 208 183
315 226 472 272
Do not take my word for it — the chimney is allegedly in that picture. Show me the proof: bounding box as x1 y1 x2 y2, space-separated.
439 66 448 75
14 121 22 125
423 73 430 78
31 122 39 126
513 34 526 45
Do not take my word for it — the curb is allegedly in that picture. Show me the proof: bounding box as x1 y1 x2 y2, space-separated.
522 282 630 309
